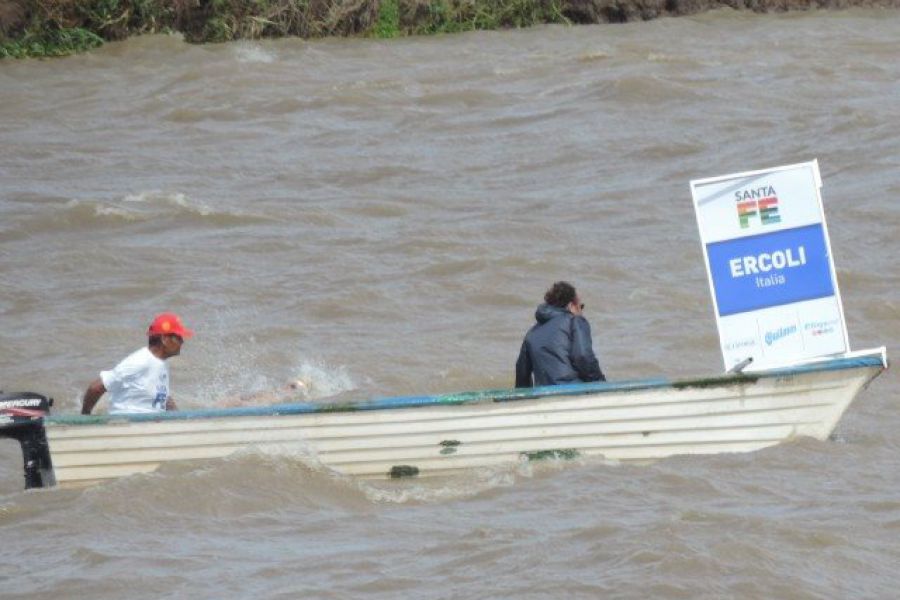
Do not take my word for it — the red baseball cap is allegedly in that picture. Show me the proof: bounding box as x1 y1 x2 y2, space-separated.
147 313 194 338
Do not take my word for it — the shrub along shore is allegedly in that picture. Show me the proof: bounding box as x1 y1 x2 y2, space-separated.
1 0 898 58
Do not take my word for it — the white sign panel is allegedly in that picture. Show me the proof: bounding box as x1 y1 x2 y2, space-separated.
690 160 849 371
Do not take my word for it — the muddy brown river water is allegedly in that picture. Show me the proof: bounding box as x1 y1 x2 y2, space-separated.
1 10 899 598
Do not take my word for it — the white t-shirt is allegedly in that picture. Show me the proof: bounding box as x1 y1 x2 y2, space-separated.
100 347 170 414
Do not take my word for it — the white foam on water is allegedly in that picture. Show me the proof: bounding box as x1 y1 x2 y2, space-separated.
348 456 605 505
234 42 277 64
354 465 523 505
60 191 213 222
122 190 213 216
62 198 137 220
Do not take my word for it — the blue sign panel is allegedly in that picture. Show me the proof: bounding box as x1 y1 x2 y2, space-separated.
706 223 835 316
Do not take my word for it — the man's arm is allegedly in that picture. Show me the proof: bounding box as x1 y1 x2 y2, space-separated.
570 317 605 382
81 378 106 414
515 340 533 388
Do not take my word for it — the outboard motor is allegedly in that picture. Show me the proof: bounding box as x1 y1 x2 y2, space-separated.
0 392 56 489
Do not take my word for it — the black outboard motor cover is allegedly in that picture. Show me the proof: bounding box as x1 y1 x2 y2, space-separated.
0 392 55 489
0 391 52 426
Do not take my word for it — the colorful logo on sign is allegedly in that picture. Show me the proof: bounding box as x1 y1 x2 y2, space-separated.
764 324 797 346
804 318 838 337
736 186 781 228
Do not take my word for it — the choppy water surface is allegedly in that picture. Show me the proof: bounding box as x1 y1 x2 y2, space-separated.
1 9 899 598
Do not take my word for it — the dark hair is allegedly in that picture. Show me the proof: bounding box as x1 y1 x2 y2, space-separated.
544 281 577 308
148 335 162 346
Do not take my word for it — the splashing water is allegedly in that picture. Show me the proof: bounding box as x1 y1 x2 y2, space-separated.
233 42 277 64
291 360 358 400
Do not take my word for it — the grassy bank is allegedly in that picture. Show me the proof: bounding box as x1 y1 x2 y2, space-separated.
1 0 898 58
0 0 564 57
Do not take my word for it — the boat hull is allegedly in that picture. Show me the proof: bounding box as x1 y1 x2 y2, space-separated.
43 349 887 487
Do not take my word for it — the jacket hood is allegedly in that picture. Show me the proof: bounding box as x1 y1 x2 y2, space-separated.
535 303 569 324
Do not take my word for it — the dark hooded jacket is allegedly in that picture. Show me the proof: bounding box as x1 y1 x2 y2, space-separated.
515 303 605 388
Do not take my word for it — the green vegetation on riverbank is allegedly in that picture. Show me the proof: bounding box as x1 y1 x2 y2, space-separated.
0 0 576 58
1 0 897 58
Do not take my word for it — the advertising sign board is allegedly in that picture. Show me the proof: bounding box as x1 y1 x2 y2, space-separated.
690 160 849 370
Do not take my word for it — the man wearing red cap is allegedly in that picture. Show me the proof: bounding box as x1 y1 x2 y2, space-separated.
81 313 194 415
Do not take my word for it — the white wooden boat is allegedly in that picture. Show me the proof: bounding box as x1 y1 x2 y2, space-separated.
1 347 886 489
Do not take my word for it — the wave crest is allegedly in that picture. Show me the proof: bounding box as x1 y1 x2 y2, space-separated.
18 191 270 234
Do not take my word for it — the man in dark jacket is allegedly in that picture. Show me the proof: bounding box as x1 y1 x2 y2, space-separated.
515 281 605 388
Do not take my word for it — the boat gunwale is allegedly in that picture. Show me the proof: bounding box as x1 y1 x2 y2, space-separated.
45 352 886 427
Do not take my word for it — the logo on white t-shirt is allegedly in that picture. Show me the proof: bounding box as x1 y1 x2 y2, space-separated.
152 372 169 409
